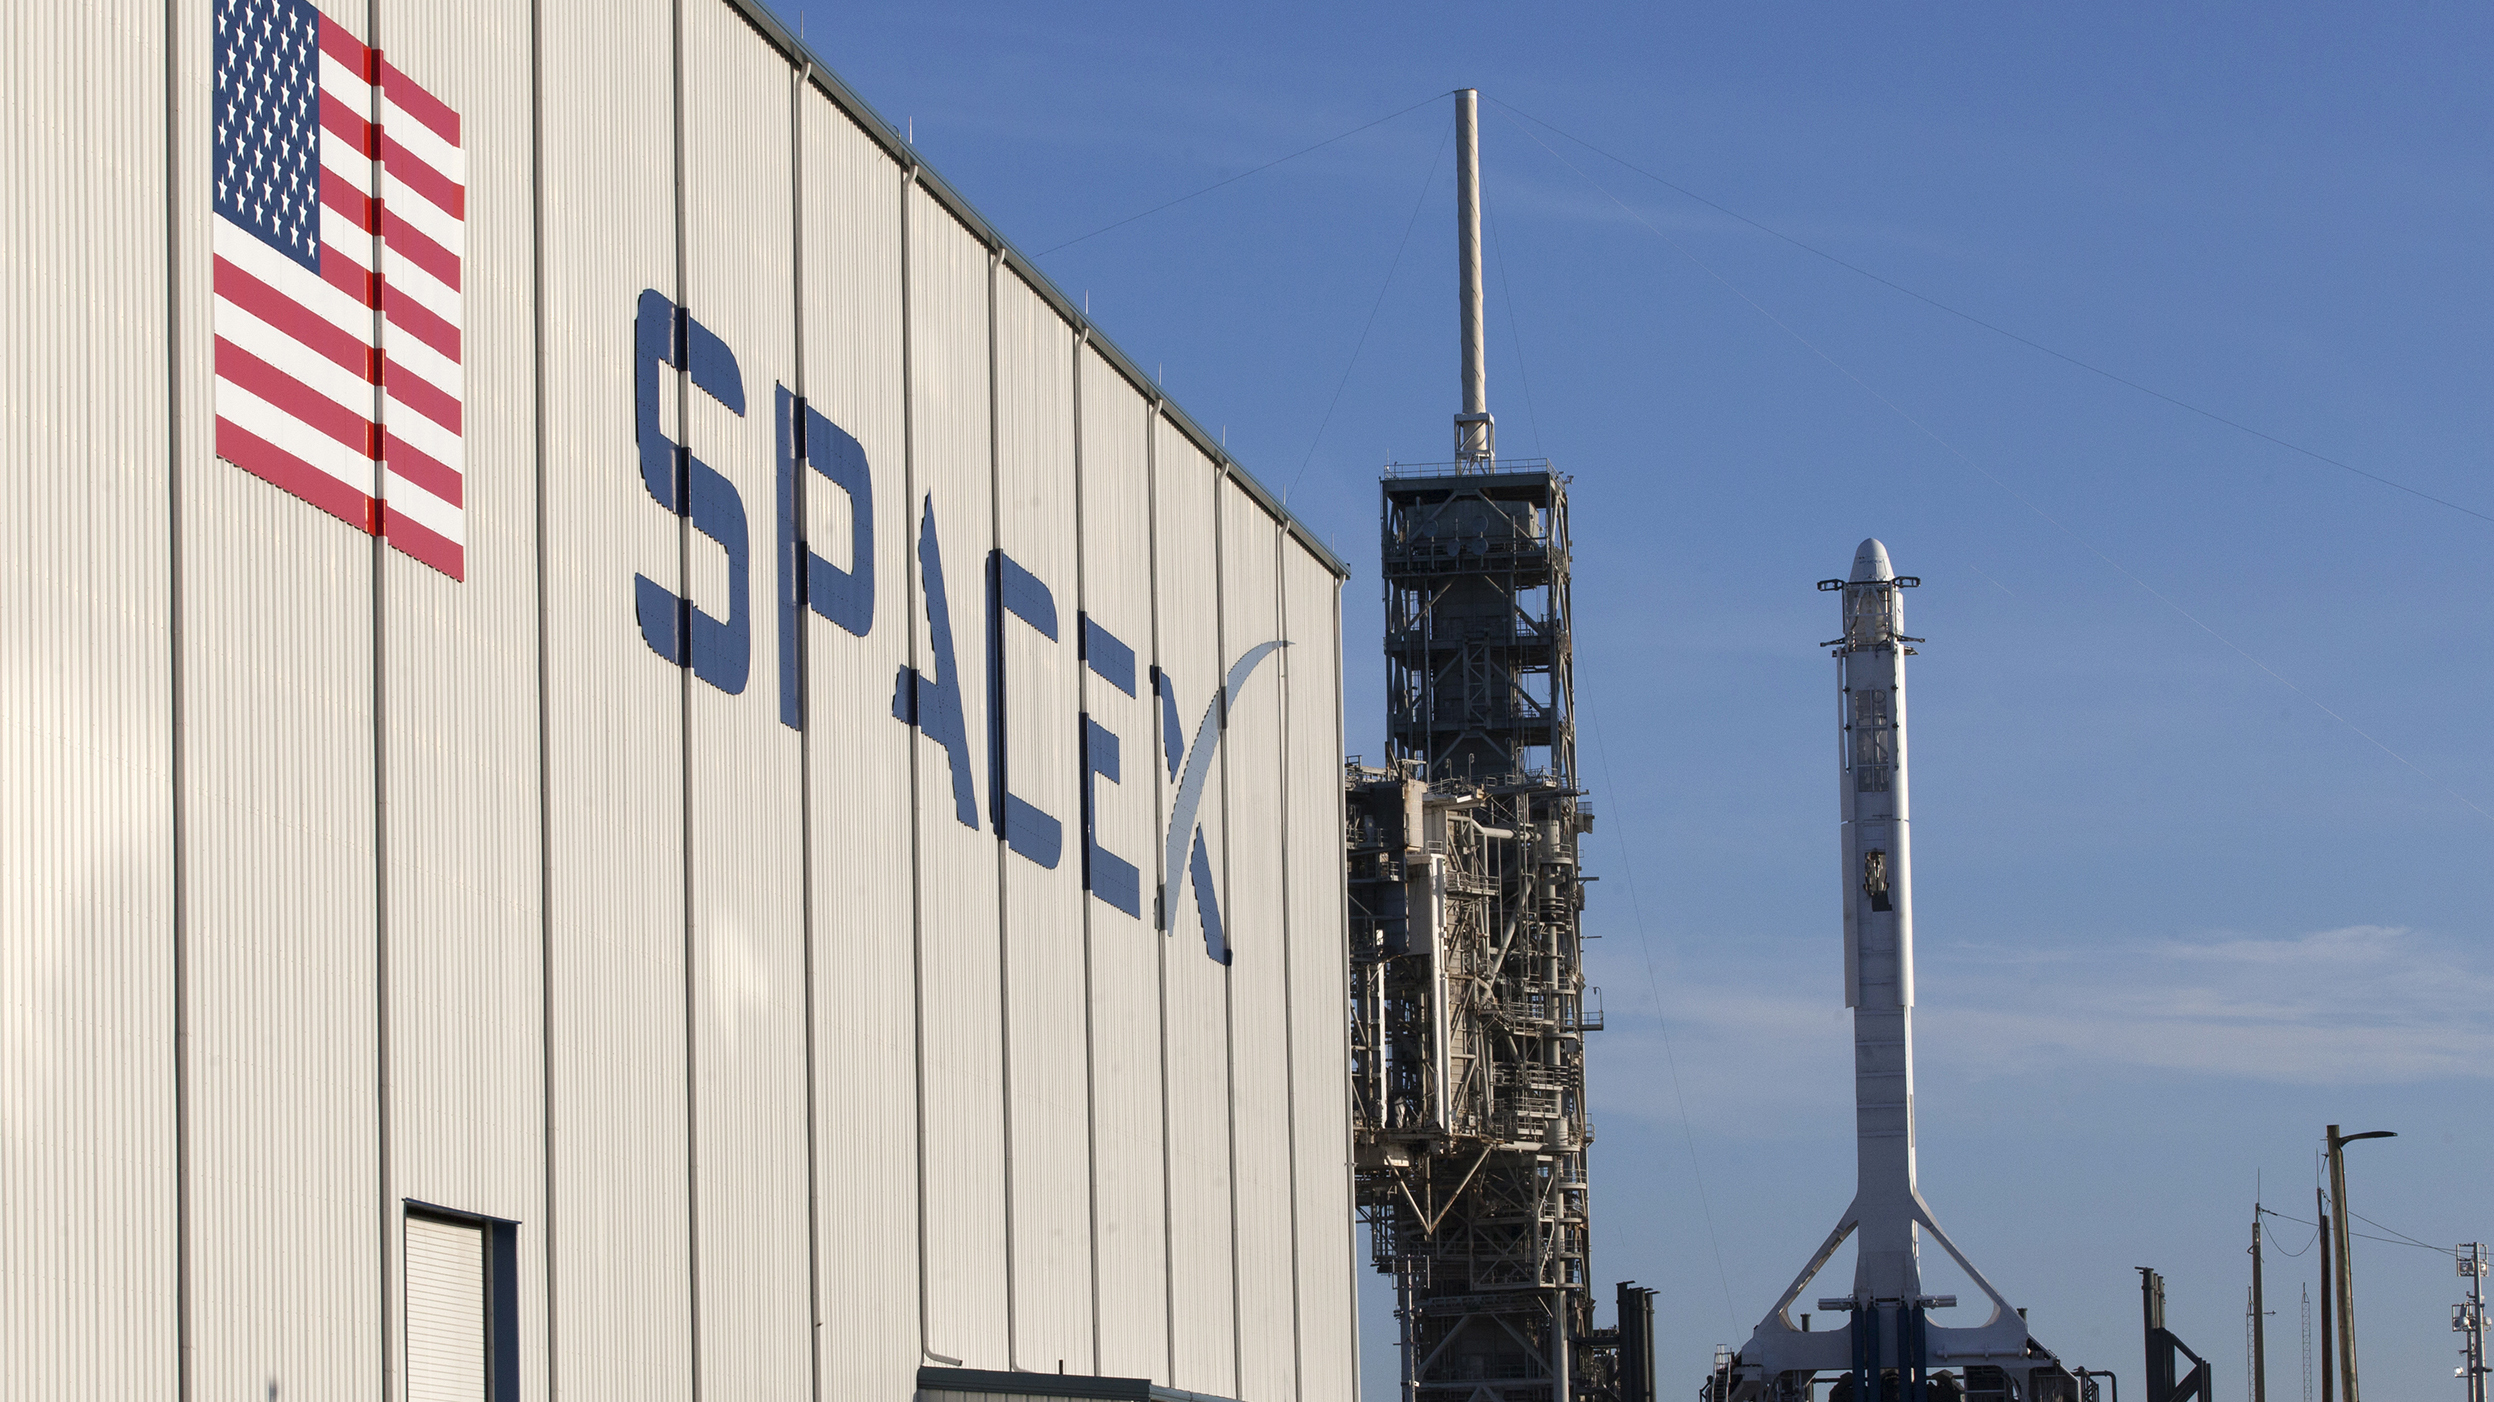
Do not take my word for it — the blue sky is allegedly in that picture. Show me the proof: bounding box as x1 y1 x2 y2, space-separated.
779 3 2494 1395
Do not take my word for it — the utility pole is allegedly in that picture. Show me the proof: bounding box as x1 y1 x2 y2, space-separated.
2459 1242 2489 1402
2325 1126 2397 1402
2317 1189 2333 1402
2252 1203 2268 1402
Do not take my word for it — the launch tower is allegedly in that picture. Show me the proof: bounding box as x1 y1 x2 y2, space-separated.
1348 88 1635 1402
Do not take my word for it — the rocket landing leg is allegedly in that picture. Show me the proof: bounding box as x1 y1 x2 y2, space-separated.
1725 1172 2070 1397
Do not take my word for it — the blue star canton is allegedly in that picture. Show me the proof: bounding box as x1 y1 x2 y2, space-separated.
211 0 322 275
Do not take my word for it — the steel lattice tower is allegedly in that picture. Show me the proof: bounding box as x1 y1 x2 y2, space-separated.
1346 86 1629 1402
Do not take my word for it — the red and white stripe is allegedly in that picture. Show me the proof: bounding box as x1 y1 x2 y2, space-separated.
377 59 465 580
212 14 384 535
210 17 467 579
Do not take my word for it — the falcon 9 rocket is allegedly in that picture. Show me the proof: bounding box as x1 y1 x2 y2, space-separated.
1719 541 2077 1402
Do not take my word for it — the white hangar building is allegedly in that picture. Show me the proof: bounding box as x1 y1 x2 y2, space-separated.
1 0 1359 1399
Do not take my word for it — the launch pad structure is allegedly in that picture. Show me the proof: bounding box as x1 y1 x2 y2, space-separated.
1348 456 1609 1402
1346 88 1643 1402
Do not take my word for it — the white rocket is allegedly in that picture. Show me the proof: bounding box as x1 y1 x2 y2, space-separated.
1727 540 2065 1402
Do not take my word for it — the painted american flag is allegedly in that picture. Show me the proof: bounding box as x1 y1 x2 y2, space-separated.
212 0 467 579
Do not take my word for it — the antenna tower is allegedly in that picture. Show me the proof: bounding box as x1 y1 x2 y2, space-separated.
2302 1285 2313 1402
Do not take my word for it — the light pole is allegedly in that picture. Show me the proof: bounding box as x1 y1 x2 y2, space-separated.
2324 1125 2396 1402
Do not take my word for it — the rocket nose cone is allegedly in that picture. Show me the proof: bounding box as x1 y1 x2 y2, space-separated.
1849 538 1894 584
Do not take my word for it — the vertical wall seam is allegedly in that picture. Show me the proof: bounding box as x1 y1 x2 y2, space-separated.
670 2 701 1395
529 0 558 1393
369 4 396 1399
1334 581 1359 1398
1212 473 1241 1399
1275 523 1304 1402
986 245 1018 1368
1069 327 1104 1378
1144 400 1174 1387
899 164 938 1367
1142 394 1172 1377
166 0 192 1392
788 62 828 1402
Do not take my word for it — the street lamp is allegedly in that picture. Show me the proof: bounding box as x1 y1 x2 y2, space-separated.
2326 1125 2396 1402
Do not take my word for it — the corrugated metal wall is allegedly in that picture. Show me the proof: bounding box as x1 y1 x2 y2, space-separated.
994 270 1095 1371
908 184 1013 1367
1153 424 1239 1394
1284 544 1360 1398
681 9 815 1399
182 0 386 1394
1220 485 1298 1401
5 0 1354 1398
538 0 696 1398
0 3 176 1396
796 78 923 1402
1076 346 1175 1381
379 0 551 1399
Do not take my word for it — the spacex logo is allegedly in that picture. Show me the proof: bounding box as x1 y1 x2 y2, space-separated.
630 289 1281 962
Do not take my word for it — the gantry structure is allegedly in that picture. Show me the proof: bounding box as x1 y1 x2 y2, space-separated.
1350 455 1619 1402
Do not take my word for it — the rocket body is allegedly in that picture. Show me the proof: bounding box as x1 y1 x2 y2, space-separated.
1837 538 1920 1302
1726 540 2057 1399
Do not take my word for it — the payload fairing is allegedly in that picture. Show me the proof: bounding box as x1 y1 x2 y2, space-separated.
1721 541 2076 1402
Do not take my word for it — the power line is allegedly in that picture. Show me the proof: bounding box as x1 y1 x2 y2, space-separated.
2254 1202 2324 1257
1485 192 1545 457
1033 90 1449 257
1484 95 2494 530
1284 123 1449 503
2348 1209 2454 1256
1497 109 2494 828
2263 1206 2450 1256
1590 707 1740 1336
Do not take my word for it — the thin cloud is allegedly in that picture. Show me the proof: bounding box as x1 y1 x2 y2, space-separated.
1592 923 2492 1139
1928 924 2494 1085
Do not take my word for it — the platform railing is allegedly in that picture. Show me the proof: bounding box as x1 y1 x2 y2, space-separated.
1382 456 1557 478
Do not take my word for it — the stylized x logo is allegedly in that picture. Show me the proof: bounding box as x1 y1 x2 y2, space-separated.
1155 641 1285 966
